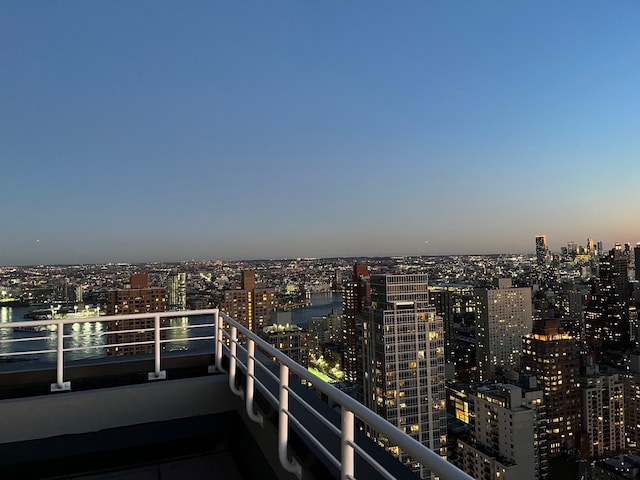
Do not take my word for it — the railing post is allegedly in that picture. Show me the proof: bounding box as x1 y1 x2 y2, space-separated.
341 409 355 480
228 325 243 396
148 314 166 380
245 339 264 426
209 310 223 373
278 363 302 479
51 320 70 392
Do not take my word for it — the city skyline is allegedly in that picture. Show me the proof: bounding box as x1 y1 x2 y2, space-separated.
2 2 639 265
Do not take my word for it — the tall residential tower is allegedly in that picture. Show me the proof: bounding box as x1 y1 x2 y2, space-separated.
361 273 446 479
342 263 369 384
521 319 581 457
166 272 187 311
475 278 532 380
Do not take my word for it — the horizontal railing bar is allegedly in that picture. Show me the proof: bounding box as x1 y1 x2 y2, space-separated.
351 441 397 480
218 312 473 480
287 412 341 470
252 358 281 384
1 309 218 330
159 323 214 331
284 384 341 436
0 348 56 356
0 336 53 344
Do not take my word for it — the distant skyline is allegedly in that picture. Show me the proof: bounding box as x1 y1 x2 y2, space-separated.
2 2 639 266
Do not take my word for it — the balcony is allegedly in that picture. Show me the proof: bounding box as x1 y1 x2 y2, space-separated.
0 310 472 480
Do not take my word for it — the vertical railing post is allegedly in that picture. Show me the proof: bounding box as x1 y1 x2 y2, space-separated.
228 325 243 396
50 320 70 392
278 364 302 478
209 310 223 373
148 314 166 380
216 310 223 370
245 339 264 426
341 409 355 480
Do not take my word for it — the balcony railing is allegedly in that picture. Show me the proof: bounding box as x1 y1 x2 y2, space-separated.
0 309 472 480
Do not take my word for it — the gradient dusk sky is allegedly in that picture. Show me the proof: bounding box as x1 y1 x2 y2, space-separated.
2 1 639 265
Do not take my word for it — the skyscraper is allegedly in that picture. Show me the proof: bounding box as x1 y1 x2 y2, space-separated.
428 283 475 364
581 365 624 458
475 278 532 380
622 353 640 448
106 273 167 356
361 273 446 479
342 263 369 384
166 272 187 311
594 244 631 347
521 319 581 457
535 235 549 267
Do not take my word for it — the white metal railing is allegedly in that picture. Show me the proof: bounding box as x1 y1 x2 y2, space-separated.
0 309 217 390
214 311 473 480
0 309 472 480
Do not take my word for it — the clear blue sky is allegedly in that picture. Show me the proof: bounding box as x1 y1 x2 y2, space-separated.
2 1 639 265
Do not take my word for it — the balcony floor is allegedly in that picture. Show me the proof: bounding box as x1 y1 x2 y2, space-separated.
70 452 242 480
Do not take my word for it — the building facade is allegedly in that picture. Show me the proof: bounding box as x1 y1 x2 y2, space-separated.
536 235 550 267
258 323 308 367
342 263 369 384
581 366 625 458
222 270 277 333
521 319 581 456
475 278 532 380
361 273 446 479
166 272 187 311
455 383 547 480
106 273 166 356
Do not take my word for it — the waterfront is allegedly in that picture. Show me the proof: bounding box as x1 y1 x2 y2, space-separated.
0 293 342 369
291 292 342 327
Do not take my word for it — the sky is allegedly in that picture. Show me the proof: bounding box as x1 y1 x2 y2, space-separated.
1 1 639 265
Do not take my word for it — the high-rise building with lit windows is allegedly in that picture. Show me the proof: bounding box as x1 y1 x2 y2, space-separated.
166 272 187 311
580 365 624 458
361 273 446 479
475 278 532 380
222 270 277 333
258 323 308 367
622 356 640 451
521 319 581 457
455 383 547 480
535 235 549 267
106 273 167 356
343 263 369 384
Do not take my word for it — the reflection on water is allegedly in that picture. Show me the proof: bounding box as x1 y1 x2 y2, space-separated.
0 307 216 368
64 321 105 362
0 295 341 368
166 316 189 352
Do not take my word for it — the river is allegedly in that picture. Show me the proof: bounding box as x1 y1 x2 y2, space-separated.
0 292 342 368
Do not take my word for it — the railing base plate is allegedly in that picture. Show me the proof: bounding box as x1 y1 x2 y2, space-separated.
50 381 71 393
148 371 167 381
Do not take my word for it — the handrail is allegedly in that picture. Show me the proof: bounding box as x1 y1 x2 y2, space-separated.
0 309 472 480
217 312 473 480
0 309 218 390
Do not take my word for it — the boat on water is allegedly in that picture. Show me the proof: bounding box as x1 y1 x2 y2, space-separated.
23 308 53 321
